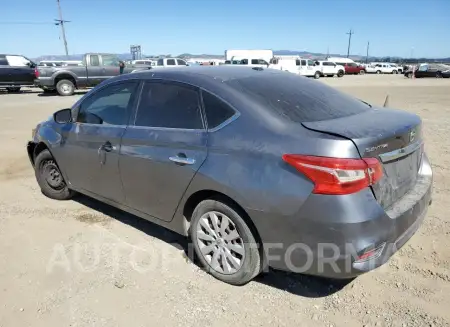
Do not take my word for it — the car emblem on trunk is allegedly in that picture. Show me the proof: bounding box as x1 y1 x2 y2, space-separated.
409 129 416 143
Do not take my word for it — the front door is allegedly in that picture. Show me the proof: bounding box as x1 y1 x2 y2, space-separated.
100 54 121 79
55 80 140 203
120 80 208 222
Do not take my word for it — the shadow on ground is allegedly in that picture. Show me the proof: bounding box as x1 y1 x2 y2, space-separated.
74 194 353 298
37 90 89 97
0 89 42 95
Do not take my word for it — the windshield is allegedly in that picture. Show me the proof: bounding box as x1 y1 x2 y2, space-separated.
225 72 371 123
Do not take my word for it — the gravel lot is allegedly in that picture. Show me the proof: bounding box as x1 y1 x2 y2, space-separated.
1 74 449 327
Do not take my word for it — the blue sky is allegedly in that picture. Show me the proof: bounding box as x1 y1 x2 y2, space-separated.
2 0 449 58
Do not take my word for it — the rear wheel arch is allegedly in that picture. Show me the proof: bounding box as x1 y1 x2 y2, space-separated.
54 73 77 88
182 190 263 247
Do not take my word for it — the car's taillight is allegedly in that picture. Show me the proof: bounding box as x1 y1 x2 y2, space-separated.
282 154 383 195
34 68 39 78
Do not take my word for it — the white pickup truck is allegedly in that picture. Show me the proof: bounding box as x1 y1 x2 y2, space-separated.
366 63 399 74
315 61 345 77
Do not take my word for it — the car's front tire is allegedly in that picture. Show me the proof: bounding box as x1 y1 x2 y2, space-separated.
314 71 321 79
35 149 74 200
56 79 75 96
337 70 344 77
359 70 366 75
190 199 261 285
392 70 398 74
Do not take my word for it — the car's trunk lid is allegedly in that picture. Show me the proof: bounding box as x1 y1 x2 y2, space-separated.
302 107 423 209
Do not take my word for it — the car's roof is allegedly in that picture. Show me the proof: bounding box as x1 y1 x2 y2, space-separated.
125 66 283 85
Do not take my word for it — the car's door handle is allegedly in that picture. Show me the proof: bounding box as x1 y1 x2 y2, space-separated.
169 155 195 165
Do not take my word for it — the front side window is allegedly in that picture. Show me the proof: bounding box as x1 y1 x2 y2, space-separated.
177 59 187 65
301 60 306 66
240 59 248 65
157 59 164 66
6 55 30 67
0 56 8 65
307 60 315 66
102 55 120 66
202 91 236 129
135 82 203 129
167 59 176 66
76 81 138 125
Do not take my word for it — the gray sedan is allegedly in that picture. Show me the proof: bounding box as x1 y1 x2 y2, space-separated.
27 66 433 285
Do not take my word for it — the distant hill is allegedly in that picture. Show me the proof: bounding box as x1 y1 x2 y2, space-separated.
32 51 450 63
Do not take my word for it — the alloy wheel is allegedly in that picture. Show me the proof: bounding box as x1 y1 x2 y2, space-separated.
195 211 245 275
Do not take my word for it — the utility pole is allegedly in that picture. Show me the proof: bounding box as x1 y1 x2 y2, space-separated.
346 29 354 58
366 41 370 63
54 0 70 57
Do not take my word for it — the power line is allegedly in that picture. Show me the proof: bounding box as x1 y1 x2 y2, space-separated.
0 21 54 25
346 29 354 58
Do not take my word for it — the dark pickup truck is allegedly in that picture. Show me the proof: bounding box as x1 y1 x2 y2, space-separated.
0 54 37 92
35 53 151 96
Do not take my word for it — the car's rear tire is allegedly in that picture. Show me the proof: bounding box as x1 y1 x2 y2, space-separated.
376 70 381 74
337 70 344 77
190 199 261 285
392 70 398 74
56 79 75 96
314 71 321 79
436 72 443 78
6 87 21 93
405 72 412 78
35 149 74 200
359 70 365 75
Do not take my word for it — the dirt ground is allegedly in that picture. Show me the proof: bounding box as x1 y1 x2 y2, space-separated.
0 74 449 327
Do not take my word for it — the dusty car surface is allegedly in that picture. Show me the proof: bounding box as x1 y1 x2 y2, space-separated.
27 66 433 285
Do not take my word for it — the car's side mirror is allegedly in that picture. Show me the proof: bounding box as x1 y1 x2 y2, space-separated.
54 108 72 124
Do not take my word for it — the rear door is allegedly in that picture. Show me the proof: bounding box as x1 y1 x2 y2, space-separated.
119 80 208 222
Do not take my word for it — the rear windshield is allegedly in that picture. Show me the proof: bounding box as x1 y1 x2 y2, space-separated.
225 73 371 122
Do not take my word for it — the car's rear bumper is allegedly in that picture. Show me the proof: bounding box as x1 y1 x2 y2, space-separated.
249 153 433 279
34 78 54 89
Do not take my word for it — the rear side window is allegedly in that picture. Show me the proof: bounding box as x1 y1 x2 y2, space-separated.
0 56 8 65
202 91 236 129
251 59 259 65
226 73 371 123
135 82 203 129
167 59 176 66
157 59 164 66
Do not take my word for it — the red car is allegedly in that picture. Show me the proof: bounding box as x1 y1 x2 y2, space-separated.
336 62 366 75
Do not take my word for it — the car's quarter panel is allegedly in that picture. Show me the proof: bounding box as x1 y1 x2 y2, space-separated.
120 128 208 222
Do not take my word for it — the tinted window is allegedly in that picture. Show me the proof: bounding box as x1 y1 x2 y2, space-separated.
301 60 306 66
167 59 176 66
90 55 100 66
251 59 259 65
157 59 164 66
135 82 203 129
295 59 300 66
77 82 137 125
226 73 371 123
241 59 248 65
0 57 8 65
177 59 186 65
202 91 236 129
